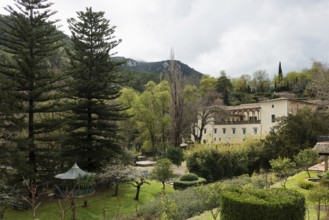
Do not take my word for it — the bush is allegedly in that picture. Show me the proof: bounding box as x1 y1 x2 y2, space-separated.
220 187 305 220
138 183 222 220
173 173 206 190
298 179 314 190
186 141 264 181
166 146 184 166
179 173 198 181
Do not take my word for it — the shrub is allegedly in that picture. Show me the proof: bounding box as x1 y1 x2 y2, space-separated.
179 173 198 181
173 173 206 190
166 146 184 166
186 142 263 181
220 187 305 220
138 183 222 220
298 179 314 190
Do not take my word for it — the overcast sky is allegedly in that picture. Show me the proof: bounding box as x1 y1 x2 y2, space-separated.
1 0 329 78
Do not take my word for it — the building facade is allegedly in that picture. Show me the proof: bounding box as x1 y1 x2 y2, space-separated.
197 98 317 144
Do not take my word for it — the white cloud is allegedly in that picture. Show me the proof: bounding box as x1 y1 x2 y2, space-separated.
1 0 329 78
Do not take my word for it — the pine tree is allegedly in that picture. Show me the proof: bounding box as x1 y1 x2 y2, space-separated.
64 7 126 171
0 0 65 182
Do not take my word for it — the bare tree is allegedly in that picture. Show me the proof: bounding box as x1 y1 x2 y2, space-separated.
166 49 185 147
307 61 329 106
22 180 41 220
131 177 150 201
191 90 223 143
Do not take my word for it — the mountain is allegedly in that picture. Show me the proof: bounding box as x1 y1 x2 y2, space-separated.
115 57 204 91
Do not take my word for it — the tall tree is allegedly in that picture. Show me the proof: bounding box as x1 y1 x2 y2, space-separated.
64 7 126 171
216 71 232 105
166 50 185 147
251 70 271 92
0 0 65 181
134 81 170 155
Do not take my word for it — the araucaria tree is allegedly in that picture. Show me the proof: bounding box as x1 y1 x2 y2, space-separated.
0 0 64 181
64 7 125 171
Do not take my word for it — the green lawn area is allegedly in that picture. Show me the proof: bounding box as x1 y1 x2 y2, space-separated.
4 180 174 220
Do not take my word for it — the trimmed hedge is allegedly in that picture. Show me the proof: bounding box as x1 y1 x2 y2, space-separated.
173 173 206 190
220 187 305 220
179 173 199 181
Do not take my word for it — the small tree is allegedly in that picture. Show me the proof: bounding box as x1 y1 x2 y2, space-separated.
97 163 132 196
131 177 150 201
151 159 174 190
294 149 319 178
22 179 41 220
196 184 222 220
270 157 295 188
309 185 329 220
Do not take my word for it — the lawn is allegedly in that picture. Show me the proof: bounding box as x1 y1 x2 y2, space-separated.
4 180 174 220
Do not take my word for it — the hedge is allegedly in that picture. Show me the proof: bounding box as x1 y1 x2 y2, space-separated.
220 187 305 220
179 173 199 181
173 174 206 190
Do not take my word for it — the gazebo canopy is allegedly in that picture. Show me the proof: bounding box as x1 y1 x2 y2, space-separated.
55 163 89 180
313 141 329 155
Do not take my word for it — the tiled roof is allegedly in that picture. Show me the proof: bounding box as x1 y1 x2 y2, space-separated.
313 142 329 155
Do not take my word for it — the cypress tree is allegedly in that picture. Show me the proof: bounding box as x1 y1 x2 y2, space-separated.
278 61 283 80
0 0 65 181
64 7 126 171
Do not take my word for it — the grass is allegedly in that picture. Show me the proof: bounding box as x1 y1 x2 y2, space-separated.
4 180 174 220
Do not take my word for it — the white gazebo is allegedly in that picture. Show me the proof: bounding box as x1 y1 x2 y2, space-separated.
54 163 94 197
55 163 89 180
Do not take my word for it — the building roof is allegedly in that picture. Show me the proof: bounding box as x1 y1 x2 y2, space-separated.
55 163 89 180
313 142 329 155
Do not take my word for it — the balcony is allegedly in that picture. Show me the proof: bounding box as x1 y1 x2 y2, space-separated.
214 120 261 125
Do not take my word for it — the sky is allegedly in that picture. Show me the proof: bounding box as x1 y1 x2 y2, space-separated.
1 0 329 78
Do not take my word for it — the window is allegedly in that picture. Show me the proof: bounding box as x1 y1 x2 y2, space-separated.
213 128 217 134
271 114 275 123
214 137 216 141
242 128 246 135
204 128 207 134
272 104 274 108
203 140 207 144
232 128 236 134
253 127 258 134
222 128 226 134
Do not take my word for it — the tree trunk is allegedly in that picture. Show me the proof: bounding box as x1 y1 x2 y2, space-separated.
318 199 321 220
71 199 76 220
134 185 141 200
113 183 119 196
162 181 166 190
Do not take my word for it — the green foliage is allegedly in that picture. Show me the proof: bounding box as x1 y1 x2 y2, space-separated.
186 141 263 181
133 81 171 156
173 173 206 190
220 187 305 220
179 173 199 181
165 146 184 166
0 0 65 181
63 7 126 171
294 149 318 178
263 109 329 165
151 158 174 190
138 183 222 220
270 157 296 187
297 179 314 190
216 71 232 105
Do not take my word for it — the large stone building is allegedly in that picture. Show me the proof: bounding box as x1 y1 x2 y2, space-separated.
197 98 317 144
